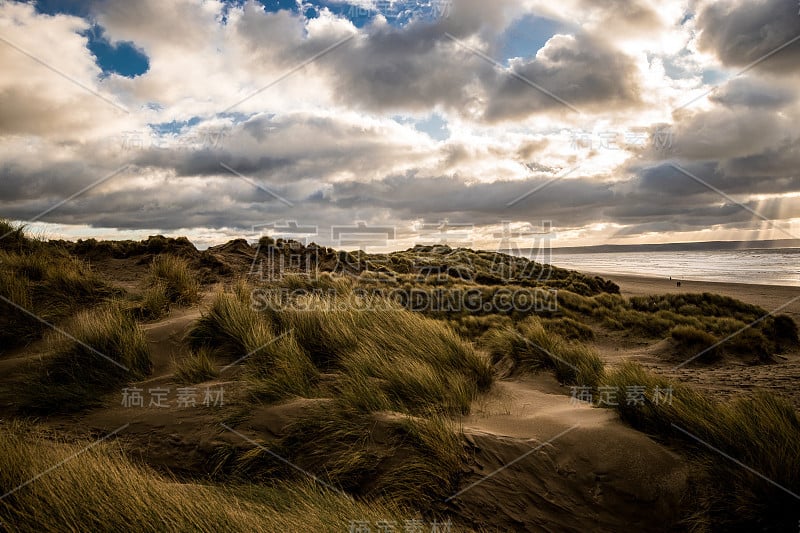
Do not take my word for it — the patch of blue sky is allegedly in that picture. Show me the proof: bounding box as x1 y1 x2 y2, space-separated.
83 25 149 78
496 14 563 64
31 0 93 17
149 117 204 136
31 1 149 78
393 112 450 141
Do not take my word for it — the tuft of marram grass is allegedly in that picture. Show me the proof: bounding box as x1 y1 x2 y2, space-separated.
0 219 32 252
174 347 220 384
0 246 115 348
670 324 722 363
188 291 318 402
240 405 467 509
190 288 493 414
147 254 199 306
136 280 171 320
268 294 494 415
481 316 604 386
188 291 273 358
245 331 319 402
20 303 152 413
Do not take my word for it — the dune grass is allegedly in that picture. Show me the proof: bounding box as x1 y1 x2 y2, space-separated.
237 405 466 509
602 362 800 531
188 291 274 358
481 316 604 386
0 244 115 349
0 221 113 349
0 219 27 247
670 325 723 363
20 303 152 413
147 254 200 306
0 420 414 532
192 288 494 414
174 347 220 384
245 331 319 402
554 288 798 362
135 280 171 320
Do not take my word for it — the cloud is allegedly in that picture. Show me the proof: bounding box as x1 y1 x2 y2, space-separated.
697 0 800 74
0 2 136 138
709 76 796 109
483 32 642 120
3 0 800 246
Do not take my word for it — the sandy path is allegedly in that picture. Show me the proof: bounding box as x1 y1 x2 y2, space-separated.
139 306 202 379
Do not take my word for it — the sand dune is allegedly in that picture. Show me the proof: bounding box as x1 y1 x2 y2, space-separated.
452 375 688 532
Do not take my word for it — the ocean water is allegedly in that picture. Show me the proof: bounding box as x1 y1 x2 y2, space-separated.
547 248 800 287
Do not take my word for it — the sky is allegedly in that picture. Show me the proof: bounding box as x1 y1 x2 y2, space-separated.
1 0 800 250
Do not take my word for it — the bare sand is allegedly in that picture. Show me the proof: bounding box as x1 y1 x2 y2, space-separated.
454 375 688 531
596 272 800 322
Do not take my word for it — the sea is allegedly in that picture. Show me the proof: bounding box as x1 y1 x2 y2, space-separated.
546 248 800 287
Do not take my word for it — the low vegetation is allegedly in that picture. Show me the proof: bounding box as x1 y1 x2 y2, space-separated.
555 289 797 362
234 406 466 509
0 420 413 532
147 254 200 305
602 362 800 532
670 325 723 363
481 315 604 386
0 224 115 350
20 303 152 413
192 288 493 415
188 291 274 358
135 280 171 320
174 348 220 384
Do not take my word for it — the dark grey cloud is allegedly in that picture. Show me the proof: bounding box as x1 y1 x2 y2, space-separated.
709 77 796 109
658 105 793 161
130 112 429 183
697 0 800 74
483 33 641 121
4 152 797 239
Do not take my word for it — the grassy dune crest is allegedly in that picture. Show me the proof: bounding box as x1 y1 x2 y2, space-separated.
481 315 604 386
0 224 114 349
191 288 494 414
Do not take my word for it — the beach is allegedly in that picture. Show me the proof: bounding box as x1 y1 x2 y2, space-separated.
596 273 800 322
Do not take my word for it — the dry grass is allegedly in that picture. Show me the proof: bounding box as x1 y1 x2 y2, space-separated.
602 362 800 531
20 303 152 413
188 291 273 358
0 241 115 349
238 405 466 509
481 316 604 386
670 325 723 363
0 420 414 532
135 280 171 320
192 288 493 414
147 254 200 306
174 347 220 384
